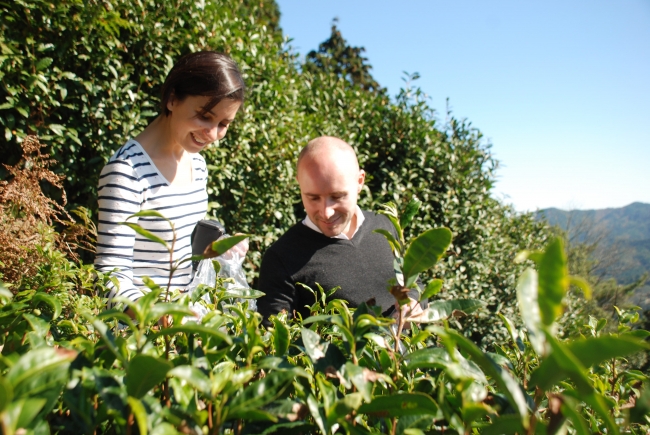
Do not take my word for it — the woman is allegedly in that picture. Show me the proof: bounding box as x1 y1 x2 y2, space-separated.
95 51 245 309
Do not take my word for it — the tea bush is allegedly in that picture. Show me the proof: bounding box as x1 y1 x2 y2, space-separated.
0 188 648 434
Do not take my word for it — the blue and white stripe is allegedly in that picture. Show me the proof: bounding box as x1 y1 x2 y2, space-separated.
95 140 208 308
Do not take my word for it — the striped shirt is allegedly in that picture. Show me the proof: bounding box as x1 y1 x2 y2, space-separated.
95 140 208 308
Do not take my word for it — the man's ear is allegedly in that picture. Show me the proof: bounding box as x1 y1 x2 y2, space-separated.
357 169 366 193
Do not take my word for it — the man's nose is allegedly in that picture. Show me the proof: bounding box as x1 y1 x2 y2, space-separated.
322 199 336 219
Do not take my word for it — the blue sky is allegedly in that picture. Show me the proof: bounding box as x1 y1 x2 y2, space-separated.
275 0 650 212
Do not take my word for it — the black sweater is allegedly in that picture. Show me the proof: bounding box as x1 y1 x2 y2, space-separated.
258 211 405 321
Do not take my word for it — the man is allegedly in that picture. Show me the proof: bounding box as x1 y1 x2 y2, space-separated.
258 136 422 323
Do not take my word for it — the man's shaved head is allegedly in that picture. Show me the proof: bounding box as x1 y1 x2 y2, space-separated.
297 136 359 176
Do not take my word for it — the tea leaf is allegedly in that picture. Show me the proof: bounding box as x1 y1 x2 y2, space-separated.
402 228 452 287
126 355 173 399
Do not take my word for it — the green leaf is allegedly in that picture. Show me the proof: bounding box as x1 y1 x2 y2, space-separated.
0 283 12 302
126 355 173 399
498 314 523 352
127 396 148 435
630 386 650 424
35 57 53 71
516 268 545 355
147 303 197 322
228 371 295 421
84 315 127 365
32 292 62 320
421 279 443 300
536 238 568 326
219 288 265 300
533 333 593 394
400 197 422 230
478 415 525 435
358 392 438 417
327 392 363 427
594 319 611 335
48 124 65 136
531 334 650 392
3 398 47 433
402 228 452 287
23 313 50 337
168 366 211 394
415 298 485 323
152 324 232 345
129 210 169 220
0 376 13 413
6 347 76 399
272 317 290 356
120 222 169 248
403 347 451 371
343 363 372 402
301 327 327 362
14 106 28 118
307 394 327 435
559 396 590 435
569 276 591 299
209 234 250 256
433 327 529 427
151 423 182 435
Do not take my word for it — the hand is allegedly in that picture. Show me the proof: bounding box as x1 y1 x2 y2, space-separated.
217 233 249 260
392 297 425 327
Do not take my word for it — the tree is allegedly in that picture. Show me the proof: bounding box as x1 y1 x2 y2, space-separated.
303 20 384 94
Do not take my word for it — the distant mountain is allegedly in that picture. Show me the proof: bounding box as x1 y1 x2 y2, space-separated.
536 202 650 308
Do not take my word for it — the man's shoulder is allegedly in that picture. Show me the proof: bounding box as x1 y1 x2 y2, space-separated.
360 210 395 233
265 222 311 254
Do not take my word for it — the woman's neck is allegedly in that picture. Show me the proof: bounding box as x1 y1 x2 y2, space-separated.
135 116 192 185
135 115 184 162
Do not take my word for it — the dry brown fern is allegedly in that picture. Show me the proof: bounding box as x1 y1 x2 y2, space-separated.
0 136 95 285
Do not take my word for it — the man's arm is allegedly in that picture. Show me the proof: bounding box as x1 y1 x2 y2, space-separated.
257 248 297 326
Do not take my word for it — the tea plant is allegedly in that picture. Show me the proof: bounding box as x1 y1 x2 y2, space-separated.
0 200 648 434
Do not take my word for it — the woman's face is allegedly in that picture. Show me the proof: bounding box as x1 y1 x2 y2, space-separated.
166 95 241 153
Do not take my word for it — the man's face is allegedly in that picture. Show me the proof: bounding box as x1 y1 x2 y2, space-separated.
297 152 365 238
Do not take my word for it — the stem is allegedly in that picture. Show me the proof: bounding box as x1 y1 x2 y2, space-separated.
394 307 404 354
126 410 134 435
610 358 617 400
165 227 177 303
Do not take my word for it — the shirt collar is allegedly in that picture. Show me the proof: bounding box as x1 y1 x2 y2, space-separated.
302 205 365 240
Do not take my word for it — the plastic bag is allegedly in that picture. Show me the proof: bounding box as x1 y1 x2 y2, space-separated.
186 235 255 321
214 242 256 311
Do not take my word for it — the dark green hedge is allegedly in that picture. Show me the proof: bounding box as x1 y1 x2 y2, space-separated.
0 0 549 347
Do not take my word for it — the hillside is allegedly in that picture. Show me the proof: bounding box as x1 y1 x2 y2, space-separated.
537 202 650 307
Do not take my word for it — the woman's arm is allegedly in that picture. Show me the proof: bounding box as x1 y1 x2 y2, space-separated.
94 157 144 309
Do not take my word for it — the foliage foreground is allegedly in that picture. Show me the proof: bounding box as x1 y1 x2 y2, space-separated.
1 195 649 435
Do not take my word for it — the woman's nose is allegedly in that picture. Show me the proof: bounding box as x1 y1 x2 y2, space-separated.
205 124 225 141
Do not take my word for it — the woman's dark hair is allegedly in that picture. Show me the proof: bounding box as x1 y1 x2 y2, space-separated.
160 51 245 116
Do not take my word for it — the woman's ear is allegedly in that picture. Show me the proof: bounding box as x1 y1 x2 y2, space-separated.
166 92 177 113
